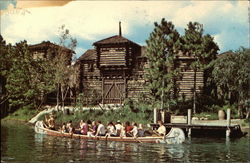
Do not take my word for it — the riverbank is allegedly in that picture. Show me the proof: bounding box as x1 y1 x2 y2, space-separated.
2 107 39 122
2 105 249 136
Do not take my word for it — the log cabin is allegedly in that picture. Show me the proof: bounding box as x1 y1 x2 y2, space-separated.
28 41 73 64
75 23 205 105
28 41 74 105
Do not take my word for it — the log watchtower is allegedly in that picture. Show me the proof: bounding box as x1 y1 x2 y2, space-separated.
93 22 141 104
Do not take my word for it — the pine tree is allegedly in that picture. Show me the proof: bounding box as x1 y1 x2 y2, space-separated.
145 18 181 111
182 22 219 113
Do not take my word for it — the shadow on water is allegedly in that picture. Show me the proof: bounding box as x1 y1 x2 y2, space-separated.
1 122 250 163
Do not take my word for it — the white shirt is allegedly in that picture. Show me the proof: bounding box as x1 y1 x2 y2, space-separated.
107 125 117 135
115 124 122 131
96 124 106 135
157 125 166 135
131 126 138 137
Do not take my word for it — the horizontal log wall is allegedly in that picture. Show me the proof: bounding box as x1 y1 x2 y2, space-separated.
127 57 147 100
176 59 204 99
80 60 102 93
127 78 146 100
99 47 126 67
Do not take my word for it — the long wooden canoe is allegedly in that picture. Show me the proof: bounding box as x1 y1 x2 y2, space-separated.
34 121 185 144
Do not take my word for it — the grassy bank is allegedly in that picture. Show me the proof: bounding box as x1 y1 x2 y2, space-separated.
54 106 153 126
2 107 39 122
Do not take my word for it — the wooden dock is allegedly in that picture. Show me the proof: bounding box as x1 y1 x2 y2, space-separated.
152 109 247 138
151 123 245 138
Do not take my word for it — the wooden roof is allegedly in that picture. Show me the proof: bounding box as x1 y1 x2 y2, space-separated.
217 51 234 58
29 41 74 53
78 49 96 61
93 35 140 46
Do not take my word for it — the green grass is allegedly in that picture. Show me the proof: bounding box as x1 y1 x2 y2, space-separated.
193 112 218 120
240 118 250 127
3 107 39 122
193 111 241 120
54 106 153 126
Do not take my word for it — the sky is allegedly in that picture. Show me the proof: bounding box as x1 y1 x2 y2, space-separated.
0 0 249 58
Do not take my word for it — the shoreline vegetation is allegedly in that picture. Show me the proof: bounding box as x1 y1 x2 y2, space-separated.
2 103 249 134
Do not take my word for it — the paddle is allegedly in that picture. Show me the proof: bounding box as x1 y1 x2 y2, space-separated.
152 130 165 137
127 132 143 143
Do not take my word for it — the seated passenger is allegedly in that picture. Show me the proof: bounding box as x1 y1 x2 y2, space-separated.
125 121 133 137
68 123 75 135
61 123 67 133
66 120 73 133
87 121 97 137
79 120 84 130
130 123 138 138
156 120 166 136
48 114 56 130
106 122 117 137
95 121 106 136
115 121 122 136
43 115 49 128
138 123 145 137
80 120 89 135
120 123 126 137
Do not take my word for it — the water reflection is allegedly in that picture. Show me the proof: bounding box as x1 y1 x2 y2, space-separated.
21 134 250 162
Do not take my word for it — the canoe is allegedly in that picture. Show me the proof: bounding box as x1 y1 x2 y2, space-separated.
34 121 185 144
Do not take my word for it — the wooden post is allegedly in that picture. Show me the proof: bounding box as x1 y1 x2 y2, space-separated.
161 110 165 123
227 109 231 127
154 108 157 124
102 76 104 104
188 109 192 137
188 109 192 125
226 109 231 137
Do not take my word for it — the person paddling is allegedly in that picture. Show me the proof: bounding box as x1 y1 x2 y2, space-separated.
95 121 106 136
47 114 55 130
155 120 166 136
106 122 117 137
130 123 138 138
125 121 133 137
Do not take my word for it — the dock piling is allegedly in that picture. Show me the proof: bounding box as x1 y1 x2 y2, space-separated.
227 109 231 127
188 109 192 137
154 108 157 124
226 109 231 137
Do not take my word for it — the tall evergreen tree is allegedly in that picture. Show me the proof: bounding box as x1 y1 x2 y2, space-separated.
182 22 219 113
145 18 181 111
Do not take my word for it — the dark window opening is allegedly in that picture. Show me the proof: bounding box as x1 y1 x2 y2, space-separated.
88 63 94 72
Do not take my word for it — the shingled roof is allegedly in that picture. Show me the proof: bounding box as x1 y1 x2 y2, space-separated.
217 51 234 58
93 35 140 46
78 49 96 61
29 41 74 53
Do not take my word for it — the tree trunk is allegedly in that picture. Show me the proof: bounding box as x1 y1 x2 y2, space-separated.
161 79 164 111
238 98 244 119
61 86 64 109
193 68 197 114
56 83 60 107
61 86 69 110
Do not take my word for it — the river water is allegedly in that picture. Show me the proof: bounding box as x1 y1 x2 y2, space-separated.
1 121 249 163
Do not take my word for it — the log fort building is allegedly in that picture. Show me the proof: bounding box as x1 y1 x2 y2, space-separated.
75 23 204 104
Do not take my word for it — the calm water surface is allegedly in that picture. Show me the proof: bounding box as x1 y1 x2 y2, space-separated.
1 121 249 163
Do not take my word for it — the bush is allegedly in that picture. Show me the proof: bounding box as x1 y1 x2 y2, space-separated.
54 100 153 126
